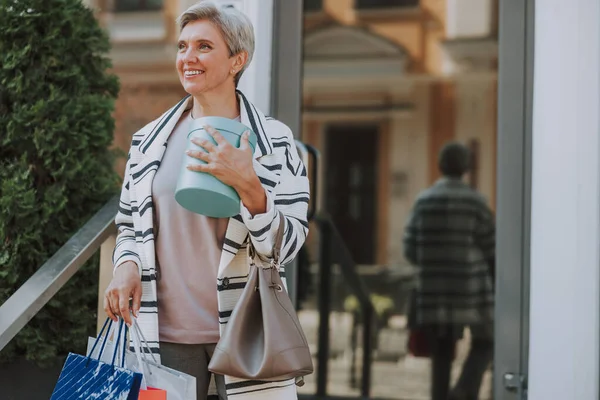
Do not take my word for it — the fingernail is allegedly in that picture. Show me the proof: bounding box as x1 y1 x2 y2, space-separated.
244 131 249 138
186 150 191 155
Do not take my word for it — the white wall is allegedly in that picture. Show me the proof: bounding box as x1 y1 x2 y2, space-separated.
446 0 493 39
107 12 166 42
528 0 600 398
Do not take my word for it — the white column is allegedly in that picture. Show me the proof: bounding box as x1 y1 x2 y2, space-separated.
214 0 274 114
528 0 600 398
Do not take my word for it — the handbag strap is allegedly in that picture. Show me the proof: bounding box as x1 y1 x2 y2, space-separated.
272 211 285 265
249 211 286 267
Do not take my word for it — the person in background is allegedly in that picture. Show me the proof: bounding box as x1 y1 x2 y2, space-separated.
404 142 495 400
103 2 309 399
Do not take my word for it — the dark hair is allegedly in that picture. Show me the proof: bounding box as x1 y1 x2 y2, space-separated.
438 142 471 178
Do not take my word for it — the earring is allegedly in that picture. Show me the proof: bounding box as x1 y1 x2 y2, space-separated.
231 69 236 75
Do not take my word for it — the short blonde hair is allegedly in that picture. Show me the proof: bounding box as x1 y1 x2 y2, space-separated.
177 1 255 85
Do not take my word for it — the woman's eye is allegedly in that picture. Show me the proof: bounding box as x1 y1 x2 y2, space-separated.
178 43 186 51
200 44 211 50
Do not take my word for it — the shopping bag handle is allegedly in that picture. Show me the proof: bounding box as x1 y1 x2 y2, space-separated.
87 317 112 363
110 319 125 367
86 317 128 369
104 317 129 368
129 319 151 389
131 317 158 364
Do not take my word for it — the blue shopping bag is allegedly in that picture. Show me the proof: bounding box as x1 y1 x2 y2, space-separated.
50 318 143 400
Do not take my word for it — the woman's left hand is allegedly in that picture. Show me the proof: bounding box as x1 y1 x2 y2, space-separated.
186 124 255 188
186 125 267 214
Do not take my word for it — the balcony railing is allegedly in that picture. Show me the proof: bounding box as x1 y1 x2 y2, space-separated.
355 0 419 9
114 0 163 13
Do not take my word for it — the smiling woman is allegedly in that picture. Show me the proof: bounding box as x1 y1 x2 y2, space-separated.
176 5 254 91
103 1 310 400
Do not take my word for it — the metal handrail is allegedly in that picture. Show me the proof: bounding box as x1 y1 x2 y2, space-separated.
322 215 374 309
295 140 377 398
315 212 376 399
0 195 119 351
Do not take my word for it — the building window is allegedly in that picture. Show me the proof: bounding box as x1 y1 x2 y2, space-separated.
304 0 323 12
114 0 163 13
355 0 419 9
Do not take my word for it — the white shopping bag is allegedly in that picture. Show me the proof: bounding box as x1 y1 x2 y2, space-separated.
87 318 197 400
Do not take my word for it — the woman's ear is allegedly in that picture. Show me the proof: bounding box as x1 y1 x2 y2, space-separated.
231 51 248 75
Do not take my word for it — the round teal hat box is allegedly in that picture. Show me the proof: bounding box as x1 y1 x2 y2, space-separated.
175 116 257 218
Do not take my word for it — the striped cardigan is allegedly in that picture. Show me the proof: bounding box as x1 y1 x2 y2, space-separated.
112 91 309 399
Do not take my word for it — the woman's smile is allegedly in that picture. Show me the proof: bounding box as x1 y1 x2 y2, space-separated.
184 69 205 78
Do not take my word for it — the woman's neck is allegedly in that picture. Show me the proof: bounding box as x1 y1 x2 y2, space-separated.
191 88 239 120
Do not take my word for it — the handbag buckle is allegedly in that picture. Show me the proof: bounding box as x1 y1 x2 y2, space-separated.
268 283 283 292
259 283 283 292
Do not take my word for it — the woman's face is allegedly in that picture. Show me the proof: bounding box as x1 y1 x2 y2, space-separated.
176 20 240 96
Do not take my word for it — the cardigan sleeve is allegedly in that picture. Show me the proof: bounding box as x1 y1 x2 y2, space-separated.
112 152 143 277
240 122 309 265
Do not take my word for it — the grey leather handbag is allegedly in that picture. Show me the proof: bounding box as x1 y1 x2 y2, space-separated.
208 212 313 383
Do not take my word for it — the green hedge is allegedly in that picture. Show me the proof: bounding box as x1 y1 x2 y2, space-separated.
0 0 120 367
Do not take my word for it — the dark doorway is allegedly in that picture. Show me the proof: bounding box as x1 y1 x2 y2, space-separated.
324 124 379 265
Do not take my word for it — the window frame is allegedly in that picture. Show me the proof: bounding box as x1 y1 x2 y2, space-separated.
113 0 164 13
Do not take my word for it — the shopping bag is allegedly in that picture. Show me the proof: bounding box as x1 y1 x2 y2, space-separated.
129 319 197 400
88 317 197 400
50 318 143 400
87 321 140 381
407 329 431 358
139 387 168 400
407 329 457 360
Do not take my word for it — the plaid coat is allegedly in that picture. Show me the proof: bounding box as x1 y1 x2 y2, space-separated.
403 178 495 330
112 91 309 399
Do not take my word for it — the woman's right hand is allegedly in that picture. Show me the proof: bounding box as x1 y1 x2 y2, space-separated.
103 261 142 326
